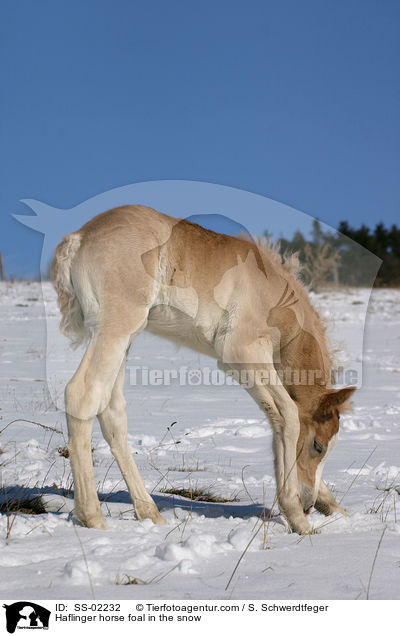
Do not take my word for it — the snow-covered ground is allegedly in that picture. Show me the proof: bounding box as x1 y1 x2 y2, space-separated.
0 282 399 600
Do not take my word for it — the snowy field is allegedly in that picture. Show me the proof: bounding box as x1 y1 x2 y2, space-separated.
0 281 399 600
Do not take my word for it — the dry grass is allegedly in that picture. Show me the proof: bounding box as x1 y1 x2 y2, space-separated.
57 445 70 458
167 459 206 473
366 526 387 600
368 481 399 523
0 494 46 515
57 445 96 459
160 486 239 503
115 564 179 586
0 490 47 542
116 574 147 585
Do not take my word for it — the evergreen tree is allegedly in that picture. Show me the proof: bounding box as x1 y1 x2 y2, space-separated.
265 220 400 287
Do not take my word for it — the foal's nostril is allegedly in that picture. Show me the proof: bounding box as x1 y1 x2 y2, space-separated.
313 440 324 454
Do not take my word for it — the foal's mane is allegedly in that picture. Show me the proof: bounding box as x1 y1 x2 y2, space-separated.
250 234 337 384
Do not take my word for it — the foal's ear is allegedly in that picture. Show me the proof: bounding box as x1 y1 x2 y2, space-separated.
315 386 356 419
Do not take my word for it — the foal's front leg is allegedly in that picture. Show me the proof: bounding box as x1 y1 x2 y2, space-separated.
260 386 312 535
315 480 349 517
225 335 312 535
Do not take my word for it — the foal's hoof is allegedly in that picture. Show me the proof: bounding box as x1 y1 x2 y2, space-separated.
288 518 314 535
136 505 166 525
71 511 107 530
315 500 349 518
295 525 320 536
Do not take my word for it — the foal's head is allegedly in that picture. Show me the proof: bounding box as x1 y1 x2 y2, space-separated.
295 386 356 513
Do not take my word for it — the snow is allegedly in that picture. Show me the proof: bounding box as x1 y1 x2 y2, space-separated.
0 282 399 600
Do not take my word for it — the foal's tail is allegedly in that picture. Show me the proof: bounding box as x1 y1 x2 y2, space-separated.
50 232 88 347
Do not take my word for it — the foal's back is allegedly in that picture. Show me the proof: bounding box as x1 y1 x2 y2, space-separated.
67 205 288 355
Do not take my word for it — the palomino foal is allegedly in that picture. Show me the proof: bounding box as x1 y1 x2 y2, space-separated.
51 205 355 535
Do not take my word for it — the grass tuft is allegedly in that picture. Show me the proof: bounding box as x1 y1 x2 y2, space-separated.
116 574 147 585
160 486 239 503
0 495 46 515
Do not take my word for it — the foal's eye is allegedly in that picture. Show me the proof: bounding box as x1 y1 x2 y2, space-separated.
313 440 324 454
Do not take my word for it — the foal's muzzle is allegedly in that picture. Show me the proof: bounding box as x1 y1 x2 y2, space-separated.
299 482 315 514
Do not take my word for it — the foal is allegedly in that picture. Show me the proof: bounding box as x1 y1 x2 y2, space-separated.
51 205 355 534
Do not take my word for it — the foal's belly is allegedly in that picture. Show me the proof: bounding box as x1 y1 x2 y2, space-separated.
146 304 218 358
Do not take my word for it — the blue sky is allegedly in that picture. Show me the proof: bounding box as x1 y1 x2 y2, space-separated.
1 0 399 278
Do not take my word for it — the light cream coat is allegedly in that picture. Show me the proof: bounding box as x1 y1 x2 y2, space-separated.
51 205 355 534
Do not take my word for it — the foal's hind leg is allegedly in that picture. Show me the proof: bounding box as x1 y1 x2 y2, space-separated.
65 330 133 529
97 355 165 524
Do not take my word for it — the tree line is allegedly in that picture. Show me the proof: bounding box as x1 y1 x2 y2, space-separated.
266 219 400 289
